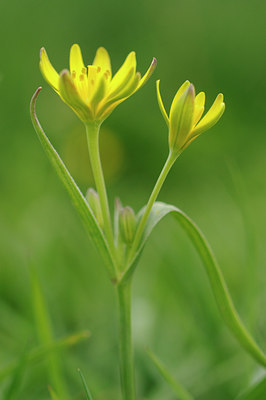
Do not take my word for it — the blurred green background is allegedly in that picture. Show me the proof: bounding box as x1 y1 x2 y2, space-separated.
0 0 266 399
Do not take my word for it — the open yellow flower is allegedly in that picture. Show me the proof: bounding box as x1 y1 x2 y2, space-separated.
40 45 157 124
156 80 225 154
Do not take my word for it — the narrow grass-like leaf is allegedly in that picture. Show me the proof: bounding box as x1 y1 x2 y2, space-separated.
48 386 60 400
146 348 194 400
30 265 68 398
236 376 266 400
3 346 28 400
30 88 117 281
122 202 266 367
78 368 94 400
0 330 90 382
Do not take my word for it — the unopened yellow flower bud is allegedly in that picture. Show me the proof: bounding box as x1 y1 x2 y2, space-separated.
86 188 104 229
156 80 225 154
118 206 136 245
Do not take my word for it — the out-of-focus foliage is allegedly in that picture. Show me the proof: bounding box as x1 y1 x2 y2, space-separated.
0 0 266 399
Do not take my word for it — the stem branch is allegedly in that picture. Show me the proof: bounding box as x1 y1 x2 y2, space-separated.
127 150 178 266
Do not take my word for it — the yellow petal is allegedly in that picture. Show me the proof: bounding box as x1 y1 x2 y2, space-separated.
169 84 195 152
59 69 92 122
39 47 59 92
91 74 108 113
97 72 140 120
105 66 135 101
195 91 205 107
107 51 136 95
93 47 112 78
193 92 205 126
138 57 157 89
156 80 169 127
192 93 225 136
169 80 191 117
69 44 86 75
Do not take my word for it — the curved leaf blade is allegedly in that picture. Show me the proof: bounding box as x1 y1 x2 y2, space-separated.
30 88 116 281
123 202 266 367
146 348 194 400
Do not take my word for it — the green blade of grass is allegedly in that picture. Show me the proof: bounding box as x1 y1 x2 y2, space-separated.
78 368 94 400
146 348 194 400
30 264 68 399
236 376 266 400
48 386 60 400
0 330 90 382
3 346 28 400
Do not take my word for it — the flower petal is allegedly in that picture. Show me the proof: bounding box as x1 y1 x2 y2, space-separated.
138 57 157 89
69 44 86 75
39 47 59 92
192 93 225 136
59 69 92 122
105 66 135 101
169 80 191 117
193 91 205 126
93 47 112 78
156 80 169 126
107 51 136 95
169 84 195 152
97 72 140 121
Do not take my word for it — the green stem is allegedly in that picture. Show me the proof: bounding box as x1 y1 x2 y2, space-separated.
117 280 136 400
85 123 116 263
127 150 178 265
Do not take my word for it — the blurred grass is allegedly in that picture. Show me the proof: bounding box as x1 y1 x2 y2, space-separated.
0 0 266 398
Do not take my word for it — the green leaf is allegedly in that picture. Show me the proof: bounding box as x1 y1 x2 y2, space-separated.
122 202 266 368
78 368 94 400
236 376 266 400
30 88 116 281
3 346 28 400
146 348 194 400
0 331 90 382
30 264 68 398
48 386 60 400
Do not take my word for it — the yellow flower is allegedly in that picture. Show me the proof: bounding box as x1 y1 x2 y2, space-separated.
156 80 225 154
40 45 157 124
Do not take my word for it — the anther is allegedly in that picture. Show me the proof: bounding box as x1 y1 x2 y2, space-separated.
97 66 101 73
82 67 87 74
79 74 85 81
72 71 76 79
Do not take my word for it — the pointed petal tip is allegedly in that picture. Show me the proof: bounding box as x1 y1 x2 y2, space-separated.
60 68 70 77
185 83 195 99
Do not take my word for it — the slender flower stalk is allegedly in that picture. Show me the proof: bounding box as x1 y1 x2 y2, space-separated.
85 122 116 260
126 150 178 267
125 80 225 270
117 279 136 400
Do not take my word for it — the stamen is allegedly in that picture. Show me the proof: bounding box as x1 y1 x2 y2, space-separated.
72 71 76 79
79 74 85 81
81 67 87 74
97 66 101 73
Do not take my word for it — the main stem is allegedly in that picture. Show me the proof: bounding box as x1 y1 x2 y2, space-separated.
127 150 178 266
117 279 136 400
85 123 116 259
